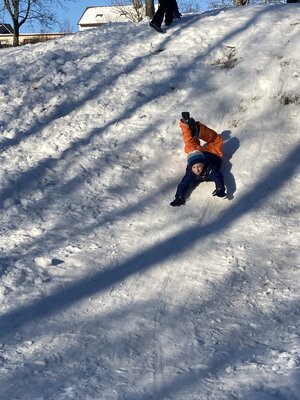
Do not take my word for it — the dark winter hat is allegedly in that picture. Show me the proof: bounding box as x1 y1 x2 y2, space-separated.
187 150 205 167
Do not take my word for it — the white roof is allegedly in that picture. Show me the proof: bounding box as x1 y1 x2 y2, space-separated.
78 6 134 25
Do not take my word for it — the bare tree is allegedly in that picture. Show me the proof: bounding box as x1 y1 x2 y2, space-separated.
179 0 201 13
111 0 146 22
145 0 155 18
59 18 74 34
233 0 249 5
208 0 232 9
0 0 72 46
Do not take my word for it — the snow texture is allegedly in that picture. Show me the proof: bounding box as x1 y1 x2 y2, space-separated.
0 4 299 400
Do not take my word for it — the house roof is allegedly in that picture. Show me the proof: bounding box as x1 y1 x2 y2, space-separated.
0 23 14 34
78 6 134 26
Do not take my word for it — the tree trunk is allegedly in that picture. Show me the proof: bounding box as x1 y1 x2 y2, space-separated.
13 19 19 46
145 0 155 18
234 0 248 5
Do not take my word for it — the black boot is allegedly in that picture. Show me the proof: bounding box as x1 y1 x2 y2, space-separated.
149 22 165 34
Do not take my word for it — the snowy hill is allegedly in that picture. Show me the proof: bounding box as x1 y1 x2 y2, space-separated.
0 4 299 399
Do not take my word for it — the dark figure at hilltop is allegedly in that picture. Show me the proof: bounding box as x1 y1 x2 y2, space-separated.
149 0 182 34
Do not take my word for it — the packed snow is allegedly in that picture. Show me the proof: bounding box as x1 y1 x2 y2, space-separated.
0 4 299 399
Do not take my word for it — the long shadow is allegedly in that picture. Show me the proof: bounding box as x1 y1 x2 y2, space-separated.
0 143 298 340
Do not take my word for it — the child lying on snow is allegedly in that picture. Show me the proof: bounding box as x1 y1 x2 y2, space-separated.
170 112 227 207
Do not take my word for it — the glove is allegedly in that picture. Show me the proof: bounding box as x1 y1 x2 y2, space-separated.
174 10 182 20
212 187 226 198
170 197 185 207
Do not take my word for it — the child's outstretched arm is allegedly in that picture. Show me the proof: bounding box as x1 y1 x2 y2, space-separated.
206 165 226 197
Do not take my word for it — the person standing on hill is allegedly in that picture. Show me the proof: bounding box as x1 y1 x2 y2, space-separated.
149 0 182 34
170 112 227 207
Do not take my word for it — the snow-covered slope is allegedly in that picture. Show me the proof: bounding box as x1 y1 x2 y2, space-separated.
0 4 299 399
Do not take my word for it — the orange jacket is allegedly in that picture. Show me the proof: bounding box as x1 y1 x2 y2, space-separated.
179 120 223 158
